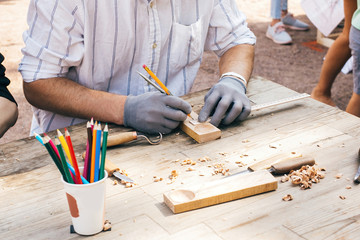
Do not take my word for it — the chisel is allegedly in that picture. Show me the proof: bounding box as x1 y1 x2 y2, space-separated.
232 156 315 176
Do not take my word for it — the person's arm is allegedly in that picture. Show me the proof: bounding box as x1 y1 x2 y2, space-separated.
198 44 255 126
218 44 255 83
23 77 127 125
23 77 192 134
0 97 18 138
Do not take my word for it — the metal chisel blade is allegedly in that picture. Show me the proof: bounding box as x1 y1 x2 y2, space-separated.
112 171 134 183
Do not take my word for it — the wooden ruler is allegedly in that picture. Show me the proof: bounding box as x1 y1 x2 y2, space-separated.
251 93 310 111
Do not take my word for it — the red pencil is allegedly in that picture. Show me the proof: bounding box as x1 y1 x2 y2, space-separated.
64 128 82 184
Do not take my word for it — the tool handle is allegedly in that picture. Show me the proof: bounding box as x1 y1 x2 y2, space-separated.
106 132 137 147
104 160 119 177
270 156 315 174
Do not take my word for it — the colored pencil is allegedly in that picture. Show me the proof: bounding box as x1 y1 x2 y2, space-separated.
55 137 74 184
34 133 44 145
83 121 92 180
143 64 172 95
94 123 102 182
43 136 66 178
67 162 89 184
65 128 82 184
57 129 73 167
90 122 98 183
44 133 61 160
99 124 108 180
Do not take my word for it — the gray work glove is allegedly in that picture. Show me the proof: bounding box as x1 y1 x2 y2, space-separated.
198 77 251 126
124 92 192 134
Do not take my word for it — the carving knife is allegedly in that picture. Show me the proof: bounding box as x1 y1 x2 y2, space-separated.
105 160 134 183
354 149 360 183
231 156 315 176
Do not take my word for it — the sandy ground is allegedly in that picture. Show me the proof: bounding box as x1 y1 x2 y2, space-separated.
0 0 353 144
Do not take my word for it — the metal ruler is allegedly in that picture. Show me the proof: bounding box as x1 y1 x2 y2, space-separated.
251 93 310 111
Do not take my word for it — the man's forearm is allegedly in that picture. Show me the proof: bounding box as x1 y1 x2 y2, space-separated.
23 77 127 125
218 44 255 83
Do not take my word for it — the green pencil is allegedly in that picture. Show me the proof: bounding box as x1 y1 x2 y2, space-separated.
55 137 74 184
43 136 66 179
99 124 108 180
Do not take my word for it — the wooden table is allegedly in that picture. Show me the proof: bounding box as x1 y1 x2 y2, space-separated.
2 76 360 239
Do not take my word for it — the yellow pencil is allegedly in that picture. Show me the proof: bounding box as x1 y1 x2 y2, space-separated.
142 64 192 119
143 64 172 95
57 129 73 166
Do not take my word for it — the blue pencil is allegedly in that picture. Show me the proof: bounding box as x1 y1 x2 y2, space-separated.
34 133 44 145
94 123 102 182
67 162 89 184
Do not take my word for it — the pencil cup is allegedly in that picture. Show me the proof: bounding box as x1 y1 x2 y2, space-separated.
62 167 108 235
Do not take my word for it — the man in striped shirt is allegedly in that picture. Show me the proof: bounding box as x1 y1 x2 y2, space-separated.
19 0 256 135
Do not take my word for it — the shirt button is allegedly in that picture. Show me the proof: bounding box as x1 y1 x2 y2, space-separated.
150 2 153 8
152 43 157 49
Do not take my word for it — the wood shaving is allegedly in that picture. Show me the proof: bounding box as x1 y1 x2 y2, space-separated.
235 161 246 167
339 195 346 200
181 158 197 166
346 185 352 189
282 194 293 201
112 180 118 185
168 170 178 183
218 152 228 156
242 139 250 143
187 167 195 171
198 156 211 162
335 173 343 179
125 182 135 188
281 165 325 190
153 176 163 182
103 220 111 231
212 163 230 176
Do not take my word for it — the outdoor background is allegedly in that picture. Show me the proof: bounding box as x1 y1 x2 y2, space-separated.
0 0 353 144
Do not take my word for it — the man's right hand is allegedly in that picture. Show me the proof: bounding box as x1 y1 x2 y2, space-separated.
123 92 192 134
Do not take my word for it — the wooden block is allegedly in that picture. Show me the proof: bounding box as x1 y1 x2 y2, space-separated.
179 112 221 143
163 170 278 214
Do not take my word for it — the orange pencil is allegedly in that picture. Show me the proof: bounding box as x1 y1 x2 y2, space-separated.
90 122 98 183
65 128 82 184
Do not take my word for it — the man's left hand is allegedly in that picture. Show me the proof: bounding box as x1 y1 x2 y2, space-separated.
198 77 250 126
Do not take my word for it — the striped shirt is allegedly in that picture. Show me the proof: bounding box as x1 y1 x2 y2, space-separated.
19 0 256 134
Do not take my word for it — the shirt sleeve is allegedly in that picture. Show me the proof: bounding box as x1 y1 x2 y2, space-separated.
19 0 84 82
205 0 256 57
0 53 17 105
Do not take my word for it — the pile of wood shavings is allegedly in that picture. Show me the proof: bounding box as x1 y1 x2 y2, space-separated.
281 165 326 190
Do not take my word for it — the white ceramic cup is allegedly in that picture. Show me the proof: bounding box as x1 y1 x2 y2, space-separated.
62 167 107 235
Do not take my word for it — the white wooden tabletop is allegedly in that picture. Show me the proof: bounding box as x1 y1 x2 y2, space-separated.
1 76 360 240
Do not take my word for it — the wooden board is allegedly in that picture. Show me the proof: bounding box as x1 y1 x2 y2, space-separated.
163 170 278 214
179 111 221 143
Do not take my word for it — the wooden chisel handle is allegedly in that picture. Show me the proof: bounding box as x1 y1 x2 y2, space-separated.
270 156 315 174
104 159 119 177
106 132 137 147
